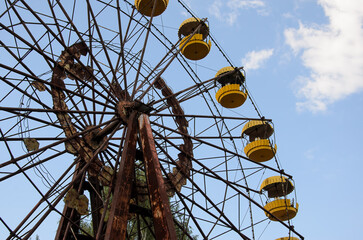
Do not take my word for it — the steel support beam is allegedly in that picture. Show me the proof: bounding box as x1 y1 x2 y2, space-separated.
104 112 138 240
138 113 177 240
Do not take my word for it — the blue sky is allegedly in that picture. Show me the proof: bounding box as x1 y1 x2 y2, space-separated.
189 0 362 239
1 0 363 239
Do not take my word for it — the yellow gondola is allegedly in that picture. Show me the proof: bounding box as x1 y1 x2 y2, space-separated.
178 18 211 60
242 120 276 162
260 176 294 198
264 199 298 221
215 67 247 108
135 0 169 17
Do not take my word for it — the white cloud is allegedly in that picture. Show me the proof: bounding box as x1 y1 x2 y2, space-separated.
285 0 363 112
209 0 265 25
241 49 274 70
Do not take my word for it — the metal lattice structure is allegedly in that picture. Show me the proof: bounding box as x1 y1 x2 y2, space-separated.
0 1 304 239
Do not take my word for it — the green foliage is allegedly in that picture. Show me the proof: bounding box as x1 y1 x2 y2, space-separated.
79 220 94 237
79 162 197 239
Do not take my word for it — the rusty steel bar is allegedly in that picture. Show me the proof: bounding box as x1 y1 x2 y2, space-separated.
85 0 121 101
0 62 117 111
151 129 304 239
20 0 120 104
0 150 66 182
0 106 116 115
151 121 291 178
138 113 177 240
136 19 208 101
150 113 272 122
0 118 117 169
20 120 122 240
104 112 138 240
54 162 83 240
150 66 245 106
130 0 159 99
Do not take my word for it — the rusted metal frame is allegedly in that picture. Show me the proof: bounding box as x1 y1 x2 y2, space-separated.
63 171 104 240
152 121 291 178
152 133 250 240
0 150 66 182
176 84 215 106
85 0 123 100
72 73 93 126
153 141 208 239
100 0 175 78
115 0 130 95
62 87 89 129
46 0 65 44
5 0 54 71
0 106 115 115
150 113 272 122
94 125 127 239
83 177 104 237
94 48 140 125
207 108 251 234
0 117 117 169
153 83 214 112
1 109 63 140
184 166 260 194
99 150 115 169
22 119 122 240
132 39 180 97
57 168 87 240
234 168 265 188
0 75 51 112
95 187 113 239
0 0 20 19
85 7 97 126
53 1 120 104
130 0 160 99
20 162 80 240
176 191 240 237
131 162 146 240
155 150 260 194
1 130 82 238
5 155 78 240
66 0 78 46
138 113 178 240
61 80 98 124
7 3 118 106
0 217 22 240
207 90 255 238
103 142 123 157
0 40 48 98
152 126 304 239
136 20 208 102
240 218 268 232
153 131 247 239
122 0 208 92
147 67 235 106
61 83 115 127
104 112 138 240
126 213 156 240
0 62 117 112
152 136 247 139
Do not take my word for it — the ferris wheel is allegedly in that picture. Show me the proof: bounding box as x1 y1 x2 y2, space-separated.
0 1 304 239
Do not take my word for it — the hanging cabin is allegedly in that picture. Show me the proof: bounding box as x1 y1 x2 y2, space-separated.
135 0 169 16
260 176 299 222
215 66 248 108
241 120 277 162
178 18 212 60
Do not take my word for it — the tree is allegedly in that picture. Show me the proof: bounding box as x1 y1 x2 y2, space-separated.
78 162 197 239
